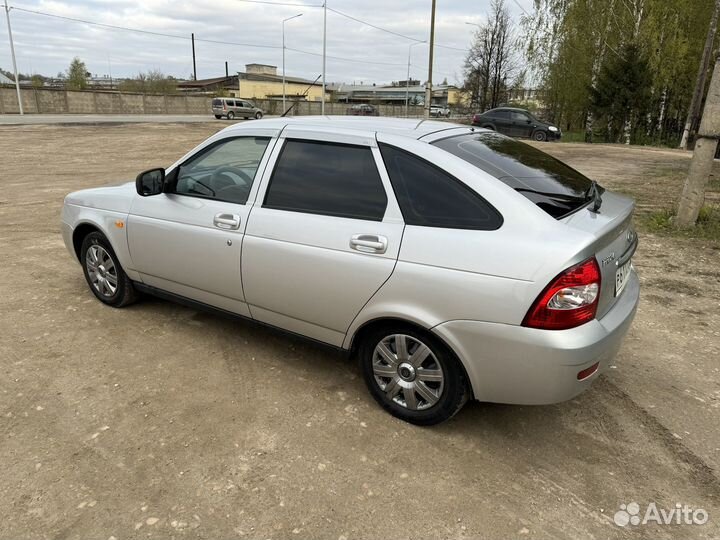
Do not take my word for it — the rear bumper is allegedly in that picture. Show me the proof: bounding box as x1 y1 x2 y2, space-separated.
432 270 639 405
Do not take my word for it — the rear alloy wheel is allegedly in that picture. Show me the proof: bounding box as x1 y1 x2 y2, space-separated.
533 130 548 141
81 232 137 308
360 327 468 425
227 111 235 120
481 124 495 131
255 111 263 120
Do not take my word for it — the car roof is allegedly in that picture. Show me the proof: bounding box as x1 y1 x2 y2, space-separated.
487 107 529 113
222 115 466 140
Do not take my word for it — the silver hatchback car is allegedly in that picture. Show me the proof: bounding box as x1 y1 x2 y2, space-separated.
61 117 639 425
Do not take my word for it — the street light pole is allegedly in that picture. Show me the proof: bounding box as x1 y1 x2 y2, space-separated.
406 41 425 118
3 0 23 115
424 0 436 119
282 13 303 112
321 0 327 115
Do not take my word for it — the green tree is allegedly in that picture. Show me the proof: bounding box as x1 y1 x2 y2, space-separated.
589 43 652 144
523 0 717 145
118 69 178 94
66 57 88 90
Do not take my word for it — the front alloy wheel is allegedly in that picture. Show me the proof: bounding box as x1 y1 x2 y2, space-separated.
360 326 468 425
80 231 137 307
86 244 118 297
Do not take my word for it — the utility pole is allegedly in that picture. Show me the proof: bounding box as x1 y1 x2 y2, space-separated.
321 1 327 115
225 61 229 78
680 0 720 150
423 0 436 119
191 33 197 81
282 13 303 113
3 0 23 115
676 53 720 228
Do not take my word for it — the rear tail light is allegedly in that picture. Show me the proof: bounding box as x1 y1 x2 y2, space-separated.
522 257 601 330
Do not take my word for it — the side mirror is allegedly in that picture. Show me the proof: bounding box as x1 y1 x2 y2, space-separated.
136 168 165 196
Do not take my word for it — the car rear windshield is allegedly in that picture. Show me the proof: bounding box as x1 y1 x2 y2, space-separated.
212 99 222 107
432 132 596 218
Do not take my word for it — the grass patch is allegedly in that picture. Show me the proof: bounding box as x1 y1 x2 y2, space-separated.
640 206 720 241
559 130 588 143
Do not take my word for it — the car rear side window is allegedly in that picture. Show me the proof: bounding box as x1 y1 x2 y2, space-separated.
264 140 388 221
378 143 502 230
432 132 596 218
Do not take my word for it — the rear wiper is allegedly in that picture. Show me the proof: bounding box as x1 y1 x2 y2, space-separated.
585 180 602 212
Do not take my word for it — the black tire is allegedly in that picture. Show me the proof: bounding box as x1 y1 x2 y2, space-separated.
533 130 548 141
214 114 222 119
359 325 468 425
227 111 235 120
481 124 496 131
255 111 263 120
80 231 137 308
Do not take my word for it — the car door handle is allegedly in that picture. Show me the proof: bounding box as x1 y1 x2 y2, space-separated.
213 213 241 230
350 234 388 254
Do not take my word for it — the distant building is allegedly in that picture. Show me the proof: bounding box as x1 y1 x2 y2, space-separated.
177 75 239 94
507 87 544 104
331 81 467 108
237 64 326 101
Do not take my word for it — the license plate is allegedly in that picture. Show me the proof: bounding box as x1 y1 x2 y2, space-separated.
615 260 632 296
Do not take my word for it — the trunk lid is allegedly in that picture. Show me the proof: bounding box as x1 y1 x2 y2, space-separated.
561 191 637 319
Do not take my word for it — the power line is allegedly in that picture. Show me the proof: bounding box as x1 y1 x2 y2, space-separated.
10 5 454 73
325 6 465 51
234 0 322 6
9 4 461 81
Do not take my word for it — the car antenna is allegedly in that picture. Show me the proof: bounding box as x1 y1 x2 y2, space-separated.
281 75 323 118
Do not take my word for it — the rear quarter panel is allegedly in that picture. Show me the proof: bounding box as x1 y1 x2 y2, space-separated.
344 134 597 347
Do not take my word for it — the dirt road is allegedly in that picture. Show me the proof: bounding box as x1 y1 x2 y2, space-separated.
1 123 718 539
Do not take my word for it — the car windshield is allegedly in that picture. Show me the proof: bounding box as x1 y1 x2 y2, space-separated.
432 132 597 218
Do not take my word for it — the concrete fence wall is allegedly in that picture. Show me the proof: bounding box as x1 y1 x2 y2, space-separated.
0 87 212 115
252 98 425 118
0 86 427 118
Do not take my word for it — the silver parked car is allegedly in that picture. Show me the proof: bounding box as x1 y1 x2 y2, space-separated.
61 117 639 425
212 97 263 120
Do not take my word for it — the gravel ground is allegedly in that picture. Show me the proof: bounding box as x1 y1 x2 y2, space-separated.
0 123 718 539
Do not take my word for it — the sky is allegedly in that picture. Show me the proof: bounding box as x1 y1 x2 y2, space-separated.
0 0 534 86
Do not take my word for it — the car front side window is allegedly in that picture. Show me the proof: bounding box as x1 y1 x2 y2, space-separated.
173 137 271 205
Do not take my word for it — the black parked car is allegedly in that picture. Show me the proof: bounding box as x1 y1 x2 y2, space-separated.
472 107 561 141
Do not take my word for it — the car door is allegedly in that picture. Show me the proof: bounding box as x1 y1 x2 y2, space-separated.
127 134 277 316
238 101 252 118
241 129 405 346
490 110 511 134
510 111 533 138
